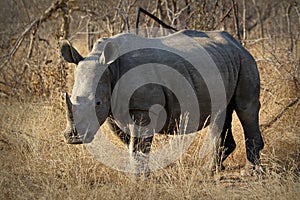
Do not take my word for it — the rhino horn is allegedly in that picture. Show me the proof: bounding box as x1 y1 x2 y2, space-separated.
65 92 74 123
64 93 82 144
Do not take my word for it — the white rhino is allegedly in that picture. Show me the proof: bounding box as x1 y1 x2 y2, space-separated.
60 30 264 173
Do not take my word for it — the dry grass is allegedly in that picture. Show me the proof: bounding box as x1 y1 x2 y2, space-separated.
0 42 299 199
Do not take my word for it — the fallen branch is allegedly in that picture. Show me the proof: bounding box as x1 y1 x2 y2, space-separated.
135 7 178 35
260 95 300 130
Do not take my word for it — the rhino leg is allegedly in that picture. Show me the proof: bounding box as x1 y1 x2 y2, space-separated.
234 63 264 170
235 100 264 176
129 136 153 155
206 105 236 173
216 104 236 170
235 101 264 166
128 111 154 176
129 136 153 176
107 117 131 145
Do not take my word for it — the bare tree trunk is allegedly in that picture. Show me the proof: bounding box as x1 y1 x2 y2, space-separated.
242 0 247 44
156 0 165 36
87 18 92 51
60 3 70 40
286 3 294 52
252 0 264 39
27 29 36 58
294 2 300 57
185 0 191 16
171 0 178 26
221 1 227 31
231 0 241 41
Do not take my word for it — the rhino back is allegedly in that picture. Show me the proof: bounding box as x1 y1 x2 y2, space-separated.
104 31 256 132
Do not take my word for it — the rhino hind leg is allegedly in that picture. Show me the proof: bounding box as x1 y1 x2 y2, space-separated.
235 100 264 166
233 65 264 170
216 105 236 170
235 99 265 176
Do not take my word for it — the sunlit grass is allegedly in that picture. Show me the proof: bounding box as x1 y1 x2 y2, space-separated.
0 42 299 199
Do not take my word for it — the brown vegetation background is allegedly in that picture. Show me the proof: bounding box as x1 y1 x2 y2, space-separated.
0 0 299 199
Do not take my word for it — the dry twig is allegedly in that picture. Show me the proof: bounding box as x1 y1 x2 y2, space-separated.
260 95 300 130
135 7 178 35
0 0 69 71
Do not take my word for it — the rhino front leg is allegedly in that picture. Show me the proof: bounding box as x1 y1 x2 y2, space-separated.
201 110 228 175
129 135 153 175
107 117 131 145
128 112 154 177
204 106 236 174
216 104 236 170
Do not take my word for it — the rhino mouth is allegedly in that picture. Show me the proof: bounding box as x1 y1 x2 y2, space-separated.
64 92 83 144
64 127 83 144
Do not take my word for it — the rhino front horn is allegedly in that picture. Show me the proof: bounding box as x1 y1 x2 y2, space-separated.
65 92 73 123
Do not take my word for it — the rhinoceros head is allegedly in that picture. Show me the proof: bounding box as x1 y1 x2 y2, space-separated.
60 40 118 144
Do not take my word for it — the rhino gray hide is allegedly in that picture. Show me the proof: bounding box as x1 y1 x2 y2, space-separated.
60 30 264 174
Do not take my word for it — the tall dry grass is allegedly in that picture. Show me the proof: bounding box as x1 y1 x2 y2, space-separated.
0 42 299 199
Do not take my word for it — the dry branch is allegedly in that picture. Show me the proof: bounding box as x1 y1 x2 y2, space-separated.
0 0 69 70
135 7 178 35
260 95 300 130
212 6 232 30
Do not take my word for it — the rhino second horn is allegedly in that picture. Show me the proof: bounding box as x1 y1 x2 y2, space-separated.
65 92 74 123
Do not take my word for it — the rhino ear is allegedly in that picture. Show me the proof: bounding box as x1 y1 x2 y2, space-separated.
60 40 84 64
100 41 119 65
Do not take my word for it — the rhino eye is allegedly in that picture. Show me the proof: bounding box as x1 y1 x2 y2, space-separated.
96 101 101 106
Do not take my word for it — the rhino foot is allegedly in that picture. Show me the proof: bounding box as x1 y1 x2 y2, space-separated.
65 136 83 144
64 129 83 144
240 161 265 177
